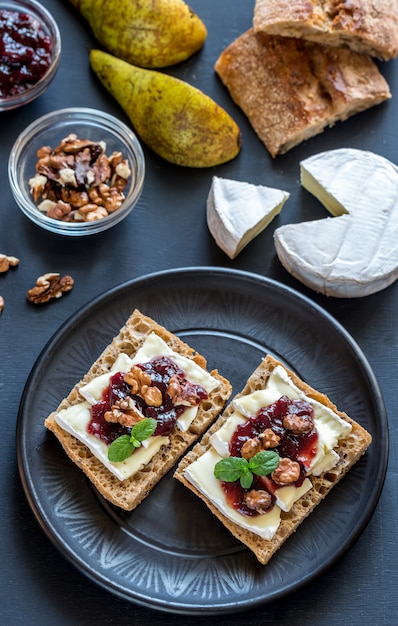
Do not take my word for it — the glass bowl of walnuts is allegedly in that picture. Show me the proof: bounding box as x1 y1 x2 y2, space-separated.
8 107 146 235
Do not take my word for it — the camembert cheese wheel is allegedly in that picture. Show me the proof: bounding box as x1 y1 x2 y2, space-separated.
274 148 398 297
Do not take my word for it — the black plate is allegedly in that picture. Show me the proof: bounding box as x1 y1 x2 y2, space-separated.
17 267 388 615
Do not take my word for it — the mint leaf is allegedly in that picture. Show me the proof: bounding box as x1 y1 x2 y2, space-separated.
129 435 142 449
214 456 254 488
239 468 254 489
107 417 158 462
214 450 280 489
132 417 157 442
214 456 248 483
249 450 280 476
108 435 135 462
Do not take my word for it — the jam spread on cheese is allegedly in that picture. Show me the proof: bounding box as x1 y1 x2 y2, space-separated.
88 355 208 444
222 396 318 516
88 372 130 445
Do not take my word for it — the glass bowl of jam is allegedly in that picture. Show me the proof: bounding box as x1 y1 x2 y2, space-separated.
8 107 146 235
0 0 61 111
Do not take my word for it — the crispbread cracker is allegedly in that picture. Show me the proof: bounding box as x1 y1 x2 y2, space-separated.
44 309 232 511
253 0 398 61
174 355 372 565
215 29 391 157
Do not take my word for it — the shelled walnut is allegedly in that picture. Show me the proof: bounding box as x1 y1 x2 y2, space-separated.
0 254 20 273
0 255 19 316
271 457 301 486
124 366 163 407
26 273 74 304
104 397 144 428
28 134 131 222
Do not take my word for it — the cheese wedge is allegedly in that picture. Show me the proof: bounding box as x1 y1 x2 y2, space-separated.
274 148 398 297
206 176 289 259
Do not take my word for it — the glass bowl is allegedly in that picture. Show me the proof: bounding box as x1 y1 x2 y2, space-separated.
8 107 146 236
0 0 61 111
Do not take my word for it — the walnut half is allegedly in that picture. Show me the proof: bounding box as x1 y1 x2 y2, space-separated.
26 273 74 304
104 397 144 428
271 457 301 486
124 366 163 407
0 254 20 273
244 489 273 514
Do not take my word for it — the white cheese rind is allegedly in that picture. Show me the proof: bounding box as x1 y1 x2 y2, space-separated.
184 362 351 539
207 176 289 259
55 333 220 480
274 148 398 297
210 412 246 457
79 353 133 404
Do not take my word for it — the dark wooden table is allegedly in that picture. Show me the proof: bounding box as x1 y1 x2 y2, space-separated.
1 1 397 624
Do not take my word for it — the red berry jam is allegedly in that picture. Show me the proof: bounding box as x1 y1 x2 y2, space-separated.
87 355 208 444
222 396 318 516
87 372 131 445
136 355 208 435
88 399 128 445
0 9 52 97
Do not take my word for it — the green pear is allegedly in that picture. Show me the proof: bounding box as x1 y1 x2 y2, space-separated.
90 50 241 168
68 0 207 68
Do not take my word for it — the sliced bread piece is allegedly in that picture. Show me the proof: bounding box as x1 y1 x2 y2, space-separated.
175 355 372 565
214 29 391 157
45 309 232 511
253 0 398 61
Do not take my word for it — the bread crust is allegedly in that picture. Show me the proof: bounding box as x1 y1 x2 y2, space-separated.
214 29 391 157
44 309 232 511
253 0 398 60
174 355 372 565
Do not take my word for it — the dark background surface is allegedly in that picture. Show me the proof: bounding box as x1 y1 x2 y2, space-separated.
1 1 397 624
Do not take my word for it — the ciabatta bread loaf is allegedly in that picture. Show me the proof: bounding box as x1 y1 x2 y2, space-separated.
45 309 232 511
175 355 372 565
214 29 391 157
253 0 398 61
